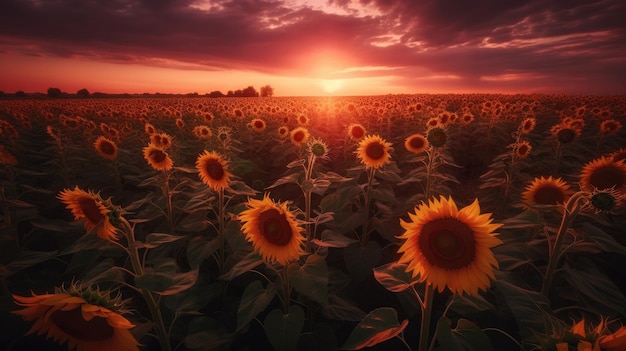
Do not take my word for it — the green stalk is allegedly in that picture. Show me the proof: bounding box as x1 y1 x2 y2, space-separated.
281 264 291 315
418 283 434 351
120 218 172 351
360 166 376 247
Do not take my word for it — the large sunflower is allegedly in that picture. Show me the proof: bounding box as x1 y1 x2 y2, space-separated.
12 291 139 351
522 176 572 209
356 134 392 169
290 127 310 147
196 150 232 191
57 186 119 241
396 196 502 296
142 144 173 171
94 136 118 160
580 156 626 194
238 194 304 265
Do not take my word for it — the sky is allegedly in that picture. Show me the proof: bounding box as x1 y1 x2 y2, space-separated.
1 0 625 96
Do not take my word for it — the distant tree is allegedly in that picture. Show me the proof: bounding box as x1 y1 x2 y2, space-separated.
0 90 4 97
47 87 63 98
77 88 90 97
242 86 259 97
260 85 274 97
227 90 234 97
209 90 225 98
15 90 27 97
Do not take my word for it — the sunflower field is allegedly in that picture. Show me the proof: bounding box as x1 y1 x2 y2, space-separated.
1 94 626 351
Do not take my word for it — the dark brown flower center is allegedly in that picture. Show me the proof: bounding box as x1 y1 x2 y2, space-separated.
351 127 364 139
254 121 264 129
557 128 576 143
533 184 565 205
589 164 625 190
365 142 385 160
79 198 104 224
517 144 529 156
419 217 476 269
258 209 292 246
205 159 225 180
100 141 116 155
409 136 426 150
51 307 114 341
149 149 167 163
293 131 305 142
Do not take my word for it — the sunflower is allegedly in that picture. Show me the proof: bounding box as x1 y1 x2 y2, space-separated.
13 289 139 351
347 123 366 140
427 126 447 148
238 194 304 265
404 133 429 154
557 317 626 351
94 136 118 160
396 196 502 296
521 176 571 209
57 186 119 241
600 119 622 136
142 144 173 172
149 132 172 149
308 138 329 158
610 148 626 163
277 126 289 138
515 140 532 159
175 118 185 130
192 125 212 139
460 113 474 125
290 127 310 147
250 118 266 132
580 156 626 194
520 117 536 134
144 123 156 135
356 134 392 169
196 150 232 191
298 115 310 126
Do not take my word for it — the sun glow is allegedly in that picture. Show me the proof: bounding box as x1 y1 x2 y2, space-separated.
321 79 343 94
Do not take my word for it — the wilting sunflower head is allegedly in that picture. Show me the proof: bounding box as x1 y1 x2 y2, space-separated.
196 150 232 191
427 127 447 148
404 133 429 154
308 138 329 158
12 287 139 351
356 134 392 169
580 156 626 194
586 187 623 213
57 186 120 241
238 194 304 265
396 196 502 296
522 176 572 210
94 136 118 160
290 127 310 147
142 143 173 172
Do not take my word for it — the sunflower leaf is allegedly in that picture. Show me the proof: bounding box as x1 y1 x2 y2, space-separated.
289 254 329 305
139 233 186 249
312 229 357 248
186 236 221 269
341 307 408 350
373 262 416 292
237 280 277 331
263 305 305 351
435 317 464 351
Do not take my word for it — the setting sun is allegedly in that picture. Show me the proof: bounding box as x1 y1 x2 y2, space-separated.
321 79 343 94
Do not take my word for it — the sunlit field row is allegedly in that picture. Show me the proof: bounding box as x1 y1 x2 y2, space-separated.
1 94 626 351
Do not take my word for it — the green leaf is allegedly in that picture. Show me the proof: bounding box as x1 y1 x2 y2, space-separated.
222 250 264 280
435 317 464 351
184 316 231 350
140 233 186 249
298 322 338 351
341 307 408 350
312 229 358 248
581 222 626 254
5 250 58 276
263 305 305 351
237 281 277 331
135 269 198 295
373 262 416 292
267 172 300 189
186 236 220 269
453 319 494 351
563 259 626 315
344 241 382 283
289 254 329 305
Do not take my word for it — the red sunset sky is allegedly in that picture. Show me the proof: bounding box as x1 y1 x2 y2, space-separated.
1 0 625 96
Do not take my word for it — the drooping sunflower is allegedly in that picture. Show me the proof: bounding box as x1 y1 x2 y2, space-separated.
427 126 447 148
556 317 626 351
238 194 304 265
94 136 118 160
404 133 429 154
521 176 572 209
356 134 392 169
580 156 626 194
142 144 173 171
57 186 119 241
396 196 502 296
520 117 536 134
347 123 366 140
12 288 139 351
290 127 310 147
196 150 232 191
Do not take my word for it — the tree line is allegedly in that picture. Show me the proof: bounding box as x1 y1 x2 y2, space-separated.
1 85 275 98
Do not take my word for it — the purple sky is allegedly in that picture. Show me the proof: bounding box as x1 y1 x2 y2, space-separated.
1 0 625 95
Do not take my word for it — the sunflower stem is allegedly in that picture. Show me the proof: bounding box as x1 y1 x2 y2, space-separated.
304 153 315 252
120 217 172 351
281 264 291 315
541 192 584 297
360 167 376 247
217 187 226 277
418 283 434 351
162 170 174 231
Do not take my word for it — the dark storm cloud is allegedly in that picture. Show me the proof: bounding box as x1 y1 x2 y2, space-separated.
1 0 624 92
